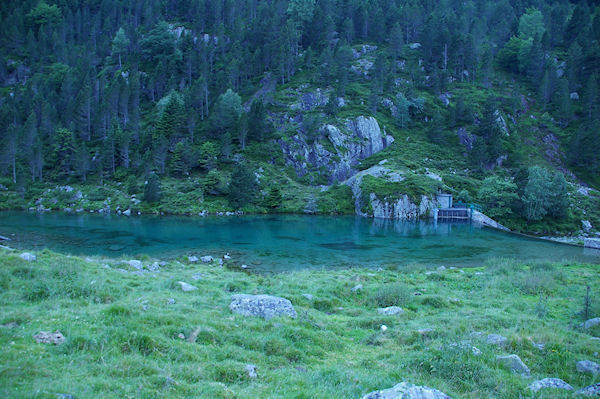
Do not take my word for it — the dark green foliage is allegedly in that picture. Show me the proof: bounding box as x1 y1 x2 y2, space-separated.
144 173 161 203
228 162 257 208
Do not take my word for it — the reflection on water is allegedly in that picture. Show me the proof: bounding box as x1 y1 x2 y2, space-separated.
0 211 598 272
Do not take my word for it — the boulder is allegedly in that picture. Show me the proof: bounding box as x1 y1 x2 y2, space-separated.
147 262 160 272
123 209 131 216
577 360 600 376
362 382 451 399
125 260 143 270
188 256 199 263
200 256 213 263
496 354 530 376
34 330 65 345
19 252 36 262
177 281 198 292
351 284 363 292
582 318 600 329
302 293 314 300
527 378 573 392
377 306 404 316
486 334 507 346
576 383 600 396
583 220 593 232
229 294 297 320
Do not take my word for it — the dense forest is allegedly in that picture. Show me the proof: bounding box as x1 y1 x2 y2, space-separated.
1 0 599 233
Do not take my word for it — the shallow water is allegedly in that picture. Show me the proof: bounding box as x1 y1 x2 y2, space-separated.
0 211 598 272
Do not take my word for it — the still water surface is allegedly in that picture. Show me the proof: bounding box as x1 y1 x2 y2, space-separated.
0 211 598 272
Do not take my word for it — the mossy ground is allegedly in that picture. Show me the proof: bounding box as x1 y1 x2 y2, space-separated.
0 248 599 398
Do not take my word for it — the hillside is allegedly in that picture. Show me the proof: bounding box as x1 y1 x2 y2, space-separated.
1 0 600 235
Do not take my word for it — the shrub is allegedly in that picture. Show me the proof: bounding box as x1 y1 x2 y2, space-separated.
370 283 412 308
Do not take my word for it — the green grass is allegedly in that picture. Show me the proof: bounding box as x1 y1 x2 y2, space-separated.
0 248 599 398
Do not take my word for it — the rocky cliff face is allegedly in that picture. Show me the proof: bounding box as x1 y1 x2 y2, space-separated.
278 116 394 184
370 193 436 220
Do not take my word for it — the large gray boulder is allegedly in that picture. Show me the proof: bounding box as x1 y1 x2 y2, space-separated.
527 378 573 392
496 354 530 376
362 382 451 399
229 294 297 320
577 360 600 376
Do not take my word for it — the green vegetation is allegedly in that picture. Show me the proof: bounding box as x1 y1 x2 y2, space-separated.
0 248 599 398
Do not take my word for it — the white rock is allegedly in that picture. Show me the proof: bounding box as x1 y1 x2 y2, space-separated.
19 253 36 262
487 334 507 346
351 284 363 292
123 209 131 216
496 354 530 376
177 281 198 292
362 381 451 399
200 256 213 263
245 364 258 379
188 256 199 263
380 325 388 332
126 260 143 270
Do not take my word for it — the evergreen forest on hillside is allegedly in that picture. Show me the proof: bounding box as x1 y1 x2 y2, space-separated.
1 0 600 234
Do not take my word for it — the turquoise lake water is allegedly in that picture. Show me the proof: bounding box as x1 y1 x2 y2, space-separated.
0 211 598 272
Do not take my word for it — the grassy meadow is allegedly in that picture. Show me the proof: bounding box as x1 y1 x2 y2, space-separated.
0 247 599 398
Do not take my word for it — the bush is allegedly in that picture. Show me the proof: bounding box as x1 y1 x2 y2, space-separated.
370 283 412 308
144 173 161 203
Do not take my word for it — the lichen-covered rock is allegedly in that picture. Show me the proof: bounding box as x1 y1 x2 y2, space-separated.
577 360 600 375
34 330 65 345
229 294 297 320
527 378 573 392
362 382 451 399
377 306 404 316
496 354 530 376
576 383 600 396
486 334 508 346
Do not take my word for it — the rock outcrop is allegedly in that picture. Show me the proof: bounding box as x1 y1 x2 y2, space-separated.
577 360 600 376
362 382 451 399
370 193 436 220
229 294 297 320
472 211 510 231
279 116 394 184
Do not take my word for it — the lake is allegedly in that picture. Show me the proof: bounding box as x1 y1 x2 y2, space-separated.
0 211 598 272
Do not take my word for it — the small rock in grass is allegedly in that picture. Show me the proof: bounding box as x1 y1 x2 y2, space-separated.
55 394 76 399
577 360 600 376
487 334 507 346
229 294 297 320
437 266 446 271
34 331 65 345
302 293 314 300
200 256 213 263
147 262 160 272
471 346 482 356
177 333 185 340
362 381 452 399
496 354 530 376
191 273 203 281
125 260 143 270
1 321 18 328
380 325 388 332
245 364 258 379
240 264 249 269
582 318 600 329
177 281 198 292
377 306 404 316
351 284 363 292
576 383 600 396
19 252 36 262
167 298 175 305
188 256 199 263
527 378 573 392
418 328 433 335
223 254 231 260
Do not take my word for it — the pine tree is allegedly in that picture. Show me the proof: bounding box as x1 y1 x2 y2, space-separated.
228 162 257 208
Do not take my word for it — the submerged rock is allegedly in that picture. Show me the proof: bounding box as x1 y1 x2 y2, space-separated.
527 378 573 392
496 354 530 376
362 381 451 399
229 294 297 320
